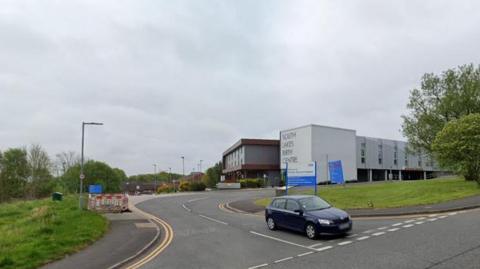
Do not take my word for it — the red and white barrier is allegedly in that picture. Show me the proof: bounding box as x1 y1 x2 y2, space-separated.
88 193 129 213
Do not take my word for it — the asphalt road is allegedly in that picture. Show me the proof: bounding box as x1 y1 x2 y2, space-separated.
134 189 480 269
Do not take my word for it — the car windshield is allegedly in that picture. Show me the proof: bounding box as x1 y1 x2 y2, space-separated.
298 197 331 211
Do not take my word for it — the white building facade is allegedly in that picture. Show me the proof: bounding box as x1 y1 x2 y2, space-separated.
280 124 443 183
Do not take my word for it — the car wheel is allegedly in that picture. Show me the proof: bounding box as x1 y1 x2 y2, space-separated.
267 217 276 230
305 223 317 239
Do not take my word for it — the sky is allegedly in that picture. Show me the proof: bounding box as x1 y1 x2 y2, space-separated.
1 0 480 176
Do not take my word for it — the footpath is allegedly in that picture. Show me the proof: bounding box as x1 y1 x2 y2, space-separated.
229 194 480 217
42 200 160 269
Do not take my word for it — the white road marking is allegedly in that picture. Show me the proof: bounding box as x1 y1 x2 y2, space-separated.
372 232 386 236
416 217 426 220
363 229 374 234
249 231 312 250
428 218 438 221
274 257 293 263
346 233 358 238
402 224 414 228
308 243 323 248
428 214 438 217
448 212 457 216
182 204 191 212
404 219 415 223
357 236 370 241
388 228 400 232
315 246 333 252
377 226 388 230
338 241 352 246
199 215 228 225
392 223 403 226
415 221 425 225
297 251 313 257
248 263 268 269
438 215 447 219
187 197 209 203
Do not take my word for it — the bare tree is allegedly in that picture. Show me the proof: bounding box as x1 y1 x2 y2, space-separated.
28 144 52 182
55 151 80 175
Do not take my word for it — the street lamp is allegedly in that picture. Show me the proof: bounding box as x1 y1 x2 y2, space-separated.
181 156 185 177
199 160 203 173
80 121 103 209
153 164 157 193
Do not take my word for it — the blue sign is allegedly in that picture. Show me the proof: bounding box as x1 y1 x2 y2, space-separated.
286 162 317 187
288 176 317 186
89 184 103 194
328 160 344 184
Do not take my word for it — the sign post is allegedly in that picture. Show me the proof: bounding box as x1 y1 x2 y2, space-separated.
286 162 316 195
328 160 345 184
285 162 289 196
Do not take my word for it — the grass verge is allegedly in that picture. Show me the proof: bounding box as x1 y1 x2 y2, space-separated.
255 178 480 209
0 195 108 269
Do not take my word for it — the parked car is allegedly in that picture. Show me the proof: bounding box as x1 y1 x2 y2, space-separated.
265 195 352 239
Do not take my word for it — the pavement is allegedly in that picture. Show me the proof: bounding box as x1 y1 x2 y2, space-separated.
41 211 159 269
228 191 480 217
132 189 480 269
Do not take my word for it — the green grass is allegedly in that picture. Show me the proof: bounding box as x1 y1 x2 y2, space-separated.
0 196 108 269
255 178 480 210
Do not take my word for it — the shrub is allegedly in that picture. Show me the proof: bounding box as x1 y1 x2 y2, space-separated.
179 181 190 192
190 182 206 191
239 178 264 188
157 184 174 194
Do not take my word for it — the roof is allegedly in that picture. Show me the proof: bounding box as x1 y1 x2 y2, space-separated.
222 138 280 156
273 195 315 200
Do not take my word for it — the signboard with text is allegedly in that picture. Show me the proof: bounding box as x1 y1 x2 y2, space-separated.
328 160 344 184
287 162 317 186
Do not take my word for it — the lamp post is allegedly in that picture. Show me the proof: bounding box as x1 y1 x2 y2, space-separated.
153 164 157 193
80 121 103 209
181 156 185 177
199 160 203 173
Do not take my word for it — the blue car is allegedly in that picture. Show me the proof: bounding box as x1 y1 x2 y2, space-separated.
265 195 352 239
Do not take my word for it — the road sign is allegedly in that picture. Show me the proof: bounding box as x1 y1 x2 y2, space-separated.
286 162 316 186
89 184 102 194
80 174 85 180
328 160 344 184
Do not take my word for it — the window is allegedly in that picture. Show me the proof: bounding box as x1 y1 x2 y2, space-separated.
378 144 383 165
394 144 398 166
285 199 300 211
271 199 286 209
360 143 366 164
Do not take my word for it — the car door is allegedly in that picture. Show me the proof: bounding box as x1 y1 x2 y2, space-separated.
270 198 287 228
283 199 306 232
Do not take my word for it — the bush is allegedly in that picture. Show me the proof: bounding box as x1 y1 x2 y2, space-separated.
190 182 206 191
178 181 206 192
239 178 264 188
179 181 190 192
157 184 174 194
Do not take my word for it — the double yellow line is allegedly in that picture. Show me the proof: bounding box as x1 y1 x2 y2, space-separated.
126 206 174 269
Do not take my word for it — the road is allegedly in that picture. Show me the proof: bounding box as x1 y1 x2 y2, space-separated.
134 189 480 269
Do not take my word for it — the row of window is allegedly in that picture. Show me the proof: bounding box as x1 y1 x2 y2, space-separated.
225 147 244 168
360 142 433 167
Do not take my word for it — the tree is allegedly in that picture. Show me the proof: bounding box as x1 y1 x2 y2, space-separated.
0 148 29 201
432 114 480 184
202 162 223 188
62 160 124 193
55 151 80 176
402 64 480 153
26 144 54 198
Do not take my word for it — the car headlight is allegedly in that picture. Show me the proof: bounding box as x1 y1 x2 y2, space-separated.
318 219 333 225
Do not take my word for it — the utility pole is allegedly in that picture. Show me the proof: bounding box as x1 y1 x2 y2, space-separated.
199 160 203 173
80 121 103 209
153 164 157 193
181 156 185 178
